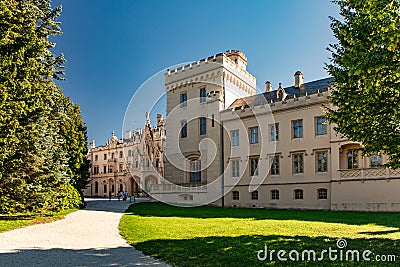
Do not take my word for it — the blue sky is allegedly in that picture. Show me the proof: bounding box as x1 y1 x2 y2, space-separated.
51 0 339 145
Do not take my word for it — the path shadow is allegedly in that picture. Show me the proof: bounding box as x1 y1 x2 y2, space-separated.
0 246 166 267
83 198 150 213
125 203 400 229
132 235 399 267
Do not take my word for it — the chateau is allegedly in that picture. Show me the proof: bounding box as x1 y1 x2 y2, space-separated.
86 50 400 211
83 113 165 197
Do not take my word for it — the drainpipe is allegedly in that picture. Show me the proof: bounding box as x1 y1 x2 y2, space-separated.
221 69 226 207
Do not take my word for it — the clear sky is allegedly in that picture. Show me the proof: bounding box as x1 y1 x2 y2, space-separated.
51 0 340 146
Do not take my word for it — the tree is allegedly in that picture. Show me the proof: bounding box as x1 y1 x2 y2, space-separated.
0 0 86 213
326 0 400 168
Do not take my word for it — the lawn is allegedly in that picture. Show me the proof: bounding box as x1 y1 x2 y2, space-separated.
120 203 400 266
0 208 77 233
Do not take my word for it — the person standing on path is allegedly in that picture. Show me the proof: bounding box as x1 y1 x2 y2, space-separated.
117 191 121 201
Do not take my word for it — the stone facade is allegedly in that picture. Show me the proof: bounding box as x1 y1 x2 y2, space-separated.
153 50 400 211
83 114 165 197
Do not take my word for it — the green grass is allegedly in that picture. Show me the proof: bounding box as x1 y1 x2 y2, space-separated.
0 208 77 233
120 203 400 266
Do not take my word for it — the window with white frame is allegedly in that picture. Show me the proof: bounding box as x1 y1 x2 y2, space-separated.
271 189 279 200
270 155 280 175
231 159 240 177
347 149 359 169
315 116 327 135
316 151 328 172
251 190 258 200
232 191 239 200
180 92 187 107
200 88 206 103
249 127 258 144
250 157 259 176
269 123 279 141
294 189 303 200
231 130 239 146
318 188 328 199
292 119 303 138
189 159 201 183
293 153 304 174
370 153 382 167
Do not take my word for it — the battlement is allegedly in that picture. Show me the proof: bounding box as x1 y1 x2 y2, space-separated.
165 50 256 84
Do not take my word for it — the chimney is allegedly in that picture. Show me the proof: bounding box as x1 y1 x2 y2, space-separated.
294 71 304 88
265 81 272 92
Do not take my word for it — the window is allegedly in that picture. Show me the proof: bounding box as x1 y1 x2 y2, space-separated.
111 152 114 159
316 151 328 172
95 155 98 161
318 188 328 200
271 190 279 200
199 117 207 135
249 127 258 144
119 151 123 158
270 155 280 175
200 88 206 103
108 165 113 173
347 149 359 169
316 117 327 135
231 159 240 177
136 161 139 168
112 184 115 193
119 164 123 172
181 121 187 138
212 114 215 127
119 184 123 192
250 157 259 176
189 159 201 183
251 190 259 200
180 92 187 107
292 119 303 138
232 191 239 200
269 123 279 141
128 150 132 157
231 130 239 146
104 154 107 160
95 181 99 194
103 166 107 174
103 184 107 194
294 189 303 200
293 154 304 174
93 166 99 175
370 153 382 167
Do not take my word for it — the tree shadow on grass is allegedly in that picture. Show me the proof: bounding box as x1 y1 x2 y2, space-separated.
133 235 399 267
0 246 166 267
125 203 400 229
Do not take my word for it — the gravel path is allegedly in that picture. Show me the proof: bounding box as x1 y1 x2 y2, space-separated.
0 198 170 267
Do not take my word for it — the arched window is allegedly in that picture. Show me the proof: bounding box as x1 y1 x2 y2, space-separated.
112 184 115 193
119 184 123 192
95 181 99 194
103 184 107 194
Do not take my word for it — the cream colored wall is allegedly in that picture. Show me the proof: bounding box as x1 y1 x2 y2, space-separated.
222 92 332 209
331 180 400 211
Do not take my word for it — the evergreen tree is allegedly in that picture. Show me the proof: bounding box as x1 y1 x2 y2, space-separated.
326 0 400 168
0 0 87 213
